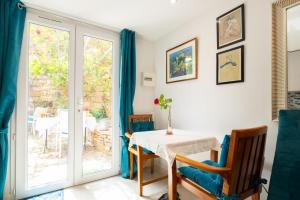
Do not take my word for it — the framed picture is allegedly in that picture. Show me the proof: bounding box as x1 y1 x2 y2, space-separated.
216 45 244 85
217 4 245 49
166 38 198 83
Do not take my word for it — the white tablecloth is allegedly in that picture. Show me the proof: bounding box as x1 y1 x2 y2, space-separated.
35 117 58 136
129 129 220 166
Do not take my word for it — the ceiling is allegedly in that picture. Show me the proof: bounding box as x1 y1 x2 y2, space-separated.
23 0 218 41
287 4 300 52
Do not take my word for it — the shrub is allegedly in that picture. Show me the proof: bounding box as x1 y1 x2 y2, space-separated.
90 107 107 120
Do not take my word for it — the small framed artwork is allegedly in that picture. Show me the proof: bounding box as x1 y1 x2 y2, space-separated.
216 45 244 85
166 38 198 83
217 4 245 49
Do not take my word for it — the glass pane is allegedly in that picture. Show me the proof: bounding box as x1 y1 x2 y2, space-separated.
82 36 113 175
27 23 70 188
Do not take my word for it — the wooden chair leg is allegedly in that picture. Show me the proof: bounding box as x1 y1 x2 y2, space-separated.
252 192 260 200
129 151 134 179
150 158 154 174
137 146 143 196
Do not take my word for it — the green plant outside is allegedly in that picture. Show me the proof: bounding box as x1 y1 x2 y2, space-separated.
90 107 108 120
29 24 112 117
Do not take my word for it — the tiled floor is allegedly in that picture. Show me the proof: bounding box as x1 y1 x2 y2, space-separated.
62 174 198 200
26 167 198 200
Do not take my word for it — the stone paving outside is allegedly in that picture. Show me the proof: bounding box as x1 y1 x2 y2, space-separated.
27 129 112 188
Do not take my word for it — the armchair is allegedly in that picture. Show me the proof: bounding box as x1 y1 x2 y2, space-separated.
176 126 267 200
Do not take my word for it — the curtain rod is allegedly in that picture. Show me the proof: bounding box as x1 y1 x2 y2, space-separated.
17 2 121 34
17 2 149 41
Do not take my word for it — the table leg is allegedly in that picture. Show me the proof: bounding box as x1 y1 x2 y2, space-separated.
137 145 143 196
84 127 87 148
168 160 177 200
44 129 48 153
59 132 63 158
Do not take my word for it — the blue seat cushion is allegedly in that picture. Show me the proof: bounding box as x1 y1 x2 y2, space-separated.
131 121 155 154
178 135 231 197
131 121 154 132
179 160 222 197
219 135 231 167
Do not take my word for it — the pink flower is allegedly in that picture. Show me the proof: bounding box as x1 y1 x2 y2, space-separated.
154 98 159 105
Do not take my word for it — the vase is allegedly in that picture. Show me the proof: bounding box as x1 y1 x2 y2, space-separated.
166 106 173 135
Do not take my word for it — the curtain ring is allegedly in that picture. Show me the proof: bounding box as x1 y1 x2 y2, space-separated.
17 2 25 9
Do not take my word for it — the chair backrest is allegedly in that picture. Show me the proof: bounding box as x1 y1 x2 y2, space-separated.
223 126 267 197
128 114 153 133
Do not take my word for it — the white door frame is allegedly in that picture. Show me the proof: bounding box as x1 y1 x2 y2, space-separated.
16 11 76 199
14 10 120 199
74 24 120 185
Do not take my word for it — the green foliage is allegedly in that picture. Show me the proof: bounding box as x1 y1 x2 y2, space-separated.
158 94 172 110
90 107 107 120
28 24 112 114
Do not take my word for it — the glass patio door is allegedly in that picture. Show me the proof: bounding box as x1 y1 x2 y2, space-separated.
15 11 119 199
15 12 75 199
74 26 119 185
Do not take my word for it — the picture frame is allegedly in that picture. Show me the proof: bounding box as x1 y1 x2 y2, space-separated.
166 38 198 84
216 45 244 85
217 4 245 49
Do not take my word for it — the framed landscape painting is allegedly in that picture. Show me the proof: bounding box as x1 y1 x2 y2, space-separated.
217 45 244 85
166 38 198 83
217 4 245 49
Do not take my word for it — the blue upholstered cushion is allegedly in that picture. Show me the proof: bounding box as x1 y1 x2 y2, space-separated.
131 121 155 154
179 160 222 196
219 135 231 167
214 135 231 189
178 135 231 197
131 121 154 132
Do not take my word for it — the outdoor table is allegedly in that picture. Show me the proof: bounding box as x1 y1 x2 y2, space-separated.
35 117 59 152
129 129 220 200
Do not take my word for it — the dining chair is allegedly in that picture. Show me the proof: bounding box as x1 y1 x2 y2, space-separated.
125 114 166 196
176 126 267 200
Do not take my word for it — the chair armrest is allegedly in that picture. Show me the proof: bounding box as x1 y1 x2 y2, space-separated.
125 132 132 139
176 154 231 177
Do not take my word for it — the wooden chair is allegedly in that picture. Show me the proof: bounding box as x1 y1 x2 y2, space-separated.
176 126 267 200
125 114 167 196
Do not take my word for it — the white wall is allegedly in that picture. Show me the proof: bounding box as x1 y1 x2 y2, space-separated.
134 37 155 114
288 51 300 91
154 0 277 199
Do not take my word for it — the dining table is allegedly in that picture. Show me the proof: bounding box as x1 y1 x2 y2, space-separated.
129 129 220 200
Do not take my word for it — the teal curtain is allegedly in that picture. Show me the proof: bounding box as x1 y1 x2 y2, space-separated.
268 110 300 200
119 29 136 178
0 0 26 199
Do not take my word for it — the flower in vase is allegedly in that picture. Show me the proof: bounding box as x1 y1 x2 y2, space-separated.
154 94 172 110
